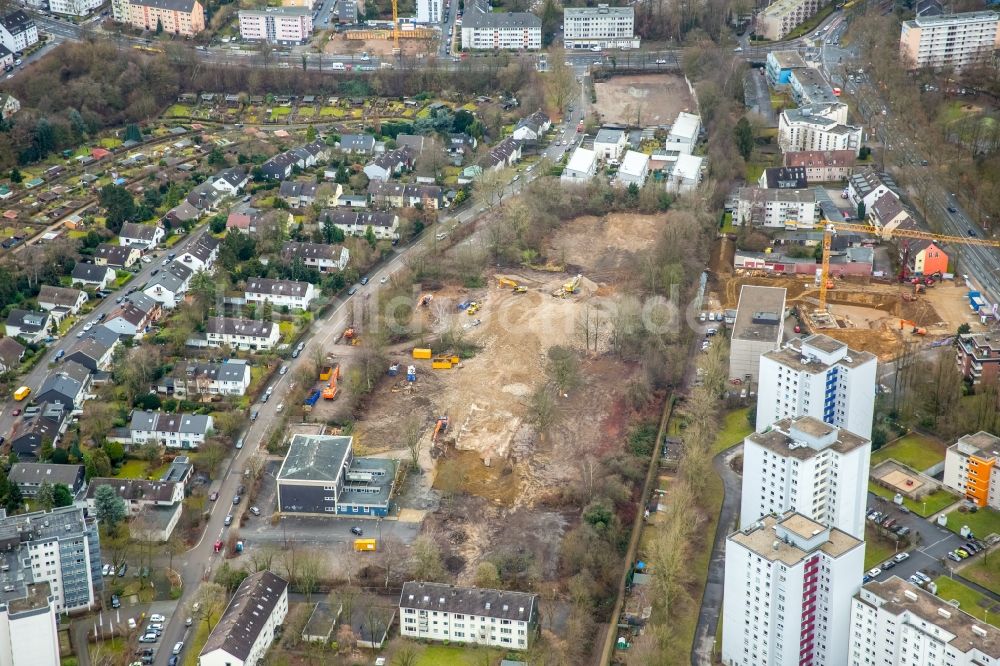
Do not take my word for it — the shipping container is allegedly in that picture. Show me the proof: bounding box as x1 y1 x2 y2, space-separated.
354 538 377 552
412 348 432 359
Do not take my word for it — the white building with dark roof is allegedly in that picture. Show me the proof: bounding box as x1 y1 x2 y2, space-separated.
70 263 117 290
245 278 317 311
399 582 538 649
322 210 399 240
128 410 214 449
143 261 193 309
0 11 38 52
177 232 220 272
203 317 280 351
281 242 350 273
156 360 252 398
199 571 289 666
118 222 164 250
4 310 51 344
36 285 87 317
8 463 85 497
460 1 541 50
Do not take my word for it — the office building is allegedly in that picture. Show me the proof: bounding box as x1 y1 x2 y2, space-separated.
900 11 1000 71
943 431 1000 509
238 7 313 44
399 582 538 649
562 4 638 50
756 0 826 40
729 285 787 384
416 0 442 23
756 334 877 439
722 512 864 666
850 577 1000 666
741 416 871 539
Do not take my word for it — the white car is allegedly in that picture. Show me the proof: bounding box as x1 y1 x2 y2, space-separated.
276 403 284 413
102 563 112 576
83 322 93 331
893 552 910 563
655 58 667 65
127 618 137 629
141 256 151 263
172 641 184 655
866 567 882 578
380 276 388 284
149 614 165 623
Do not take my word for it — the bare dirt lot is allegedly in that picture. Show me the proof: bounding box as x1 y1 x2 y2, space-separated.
324 33 437 58
593 74 696 126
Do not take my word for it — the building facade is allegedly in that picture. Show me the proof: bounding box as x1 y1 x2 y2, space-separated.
562 4 638 49
955 332 1000 385
128 410 214 449
757 334 878 439
729 285 786 383
850 577 1000 666
203 317 280 351
238 7 313 45
460 9 541 50
399 582 538 650
783 150 855 183
127 0 206 36
779 108 862 155
756 0 825 40
900 11 1000 71
722 512 864 666
943 431 1000 509
416 0 442 23
0 583 60 666
735 187 818 229
244 278 317 311
199 572 289 666
0 11 38 53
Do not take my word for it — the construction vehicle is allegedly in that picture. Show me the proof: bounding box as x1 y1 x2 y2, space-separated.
817 222 1000 310
498 277 527 292
418 294 433 307
319 366 335 381
412 348 432 359
388 363 400 377
344 0 435 51
432 355 461 369
407 365 416 382
354 539 377 552
13 386 30 401
432 415 449 442
303 389 321 411
322 364 341 400
457 300 472 311
468 303 480 315
899 319 927 335
343 328 356 342
552 274 582 298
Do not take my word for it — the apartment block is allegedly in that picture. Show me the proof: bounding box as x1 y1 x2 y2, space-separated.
461 5 541 50
48 0 102 16
735 187 818 229
955 332 1000 385
943 431 1000 509
850 577 1000 666
0 582 60 666
563 4 638 50
238 7 313 45
756 0 825 41
757 334 877 439
0 11 38 53
722 512 864 666
779 107 862 155
416 0 442 23
127 0 205 37
729 285 786 384
900 11 1000 71
200 572 289 666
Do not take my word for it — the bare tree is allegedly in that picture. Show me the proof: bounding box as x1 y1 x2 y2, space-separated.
403 415 423 469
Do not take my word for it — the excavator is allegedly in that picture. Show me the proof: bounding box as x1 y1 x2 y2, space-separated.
418 294 433 307
497 277 528 293
899 319 927 336
432 415 449 442
322 364 341 399
552 274 582 298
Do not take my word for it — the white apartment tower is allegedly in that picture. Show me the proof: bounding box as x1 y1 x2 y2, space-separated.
416 0 442 23
238 7 313 45
756 334 877 440
850 577 1000 666
0 583 60 666
900 11 1000 71
722 512 865 666
563 4 638 50
741 416 871 539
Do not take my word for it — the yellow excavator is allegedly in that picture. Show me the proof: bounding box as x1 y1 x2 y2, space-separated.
552 274 582 298
497 277 528 293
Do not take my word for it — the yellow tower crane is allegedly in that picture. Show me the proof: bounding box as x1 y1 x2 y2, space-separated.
817 221 1000 311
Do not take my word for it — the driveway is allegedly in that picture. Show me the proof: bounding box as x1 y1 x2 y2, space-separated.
745 68 777 127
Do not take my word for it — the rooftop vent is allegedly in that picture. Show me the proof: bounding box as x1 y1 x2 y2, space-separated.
937 608 952 619
972 625 988 638
485 602 492 610
904 590 918 601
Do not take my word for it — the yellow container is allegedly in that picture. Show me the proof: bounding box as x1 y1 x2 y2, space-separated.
354 538 377 552
412 348 433 359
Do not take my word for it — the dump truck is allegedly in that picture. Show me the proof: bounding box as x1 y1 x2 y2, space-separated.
13 386 30 401
354 538 377 552
303 389 322 411
412 348 432 359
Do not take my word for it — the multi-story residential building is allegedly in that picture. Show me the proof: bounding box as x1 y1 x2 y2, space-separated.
156 360 252 398
756 0 825 40
128 410 214 449
758 166 808 190
904 240 948 276
0 581 60 666
729 285 786 384
757 333 877 439
789 67 839 106
460 3 541 50
142 261 193 309
176 232 219 272
735 187 818 229
111 0 130 22
398 582 538 649
943 431 1000 508
48 0 101 16
199 571 289 666
245 278 317 311
0 11 38 53
722 512 864 666
741 416 871 539
416 0 442 23
900 11 1000 71
322 211 399 240
665 112 701 154
94 243 141 269
562 4 638 49
0 506 103 614
850 577 1000 666
765 50 807 86
869 192 914 235
783 150 855 182
8 463 85 498
202 317 280 351
847 170 899 211
956 332 1000 385
85 478 183 516
36 285 88 318
779 108 862 155
238 7 313 45
281 242 350 273
128 0 206 36
103 292 161 339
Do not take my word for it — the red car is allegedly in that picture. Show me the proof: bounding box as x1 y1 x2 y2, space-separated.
209 491 219 501
11 408 20 416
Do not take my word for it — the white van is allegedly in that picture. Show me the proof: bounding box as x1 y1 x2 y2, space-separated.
330 62 346 71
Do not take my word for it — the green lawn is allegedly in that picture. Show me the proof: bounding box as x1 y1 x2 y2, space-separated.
99 137 123 150
870 433 946 471
960 553 1000 597
115 459 151 479
114 271 133 288
270 107 292 121
411 643 505 665
320 106 345 117
868 482 958 517
297 107 316 117
945 506 1000 540
165 234 184 248
932 577 1000 628
864 525 897 569
712 408 753 454
183 620 211 666
745 164 764 184
165 104 192 118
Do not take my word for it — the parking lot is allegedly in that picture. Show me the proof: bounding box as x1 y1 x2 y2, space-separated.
92 597 188 665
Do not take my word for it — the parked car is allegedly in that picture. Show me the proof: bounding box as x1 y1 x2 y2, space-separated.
250 506 261 516
881 560 896 570
209 491 219 501
224 514 233 526
149 614 165 623
279 364 289 375
250 409 259 422
102 563 112 576
351 526 363 536
139 633 158 643
172 642 184 655
111 594 120 609
915 571 931 584
948 551 963 562
360 276 369 285
866 567 882 577
893 552 910 563
117 564 128 577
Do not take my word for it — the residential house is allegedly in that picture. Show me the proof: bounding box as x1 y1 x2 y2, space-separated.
204 317 280 350
404 184 443 209
666 153 704 194
614 151 649 188
561 147 597 185
36 286 88 317
396 134 426 154
166 200 202 225
35 363 91 410
905 240 948 276
198 572 289 666
0 336 25 372
282 242 350 272
159 455 193 489
301 139 330 163
85 478 183 516
758 166 808 189
735 188 818 228
338 134 376 155
186 181 225 212
63 330 118 372
143 261 193 309
8 463 85 498
322 210 399 240
10 403 66 460
128 410 214 449
447 133 477 162
0 11 38 54
594 128 627 162
398 581 538 649
278 181 319 208
364 149 413 183
226 210 260 233
177 232 220 272
664 112 701 155
94 243 140 269
289 146 318 170
127 0 206 37
0 92 19 120
103 293 161 338
261 152 297 180
783 150 855 182
482 137 522 171
367 181 405 209
847 171 899 211
245 278 317 311
511 110 551 144
70 263 117 290
339 194 368 208
118 222 165 250
156 360 252 397
5 309 51 344
868 192 913 235
211 168 249 195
